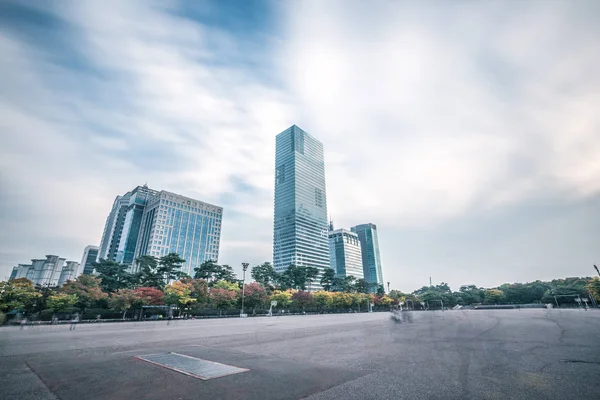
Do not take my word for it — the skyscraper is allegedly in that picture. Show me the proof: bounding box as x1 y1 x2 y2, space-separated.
351 223 384 292
80 245 99 275
98 185 158 264
134 191 223 276
329 225 364 280
273 125 329 289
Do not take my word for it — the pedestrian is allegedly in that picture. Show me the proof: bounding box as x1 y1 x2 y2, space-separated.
20 318 27 330
70 313 79 330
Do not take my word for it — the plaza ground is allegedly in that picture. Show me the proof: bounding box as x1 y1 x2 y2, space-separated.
1 309 599 399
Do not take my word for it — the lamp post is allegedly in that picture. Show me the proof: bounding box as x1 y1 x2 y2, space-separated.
387 282 390 293
240 263 249 317
594 265 600 277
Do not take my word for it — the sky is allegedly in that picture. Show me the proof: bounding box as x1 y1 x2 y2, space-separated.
1 0 599 292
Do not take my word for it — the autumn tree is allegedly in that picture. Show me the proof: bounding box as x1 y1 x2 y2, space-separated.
269 290 292 309
164 281 196 316
292 291 314 312
133 287 164 305
240 282 267 314
109 289 143 319
60 275 108 314
0 278 41 314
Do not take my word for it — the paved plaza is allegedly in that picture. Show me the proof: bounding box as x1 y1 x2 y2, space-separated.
1 309 599 399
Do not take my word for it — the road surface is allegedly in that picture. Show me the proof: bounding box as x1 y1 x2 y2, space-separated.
1 309 599 399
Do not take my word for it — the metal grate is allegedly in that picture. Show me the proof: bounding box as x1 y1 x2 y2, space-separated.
135 352 249 380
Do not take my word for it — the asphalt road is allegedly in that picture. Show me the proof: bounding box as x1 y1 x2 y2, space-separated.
1 309 599 400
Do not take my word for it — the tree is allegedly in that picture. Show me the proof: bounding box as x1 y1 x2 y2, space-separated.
312 291 332 311
240 282 268 314
194 260 218 280
94 259 134 293
213 280 241 292
47 293 78 314
180 278 209 307
292 290 314 311
134 256 162 288
483 289 505 305
277 264 313 291
270 290 292 309
210 288 238 312
133 287 164 305
108 289 143 319
376 284 385 296
158 253 187 284
320 268 336 292
0 278 41 314
60 275 108 314
164 281 196 315
251 262 277 288
586 277 600 302
355 279 370 294
305 267 320 290
215 265 237 282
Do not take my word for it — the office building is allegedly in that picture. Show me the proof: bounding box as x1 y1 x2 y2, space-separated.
273 125 329 290
98 185 158 264
134 191 223 276
80 245 99 275
328 222 364 280
351 223 384 292
9 264 32 281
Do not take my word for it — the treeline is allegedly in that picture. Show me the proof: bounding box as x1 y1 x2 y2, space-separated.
1 253 599 323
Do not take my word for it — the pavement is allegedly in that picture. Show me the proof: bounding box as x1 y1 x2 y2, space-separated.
1 309 599 400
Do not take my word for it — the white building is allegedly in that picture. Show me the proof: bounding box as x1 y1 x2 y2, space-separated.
328 225 364 280
9 255 80 287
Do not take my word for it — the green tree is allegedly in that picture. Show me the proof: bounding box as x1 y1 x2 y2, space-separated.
483 289 505 305
94 259 134 293
0 278 42 314
251 262 277 288
158 253 187 284
193 260 237 283
47 293 78 314
134 255 162 288
209 288 238 312
108 289 143 319
180 278 209 307
305 267 320 290
355 278 370 294
320 268 336 292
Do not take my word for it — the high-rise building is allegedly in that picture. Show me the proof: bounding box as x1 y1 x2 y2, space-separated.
351 223 384 292
329 223 364 280
57 261 79 286
80 245 99 275
98 185 158 264
134 191 223 276
10 255 79 287
273 125 329 289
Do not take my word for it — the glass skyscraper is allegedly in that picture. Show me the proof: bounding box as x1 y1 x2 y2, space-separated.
273 125 329 289
351 223 384 292
134 191 223 276
329 225 364 280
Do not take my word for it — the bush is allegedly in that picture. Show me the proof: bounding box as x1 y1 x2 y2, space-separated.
0 312 5 326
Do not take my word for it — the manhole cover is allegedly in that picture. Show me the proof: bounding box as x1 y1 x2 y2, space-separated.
135 352 249 380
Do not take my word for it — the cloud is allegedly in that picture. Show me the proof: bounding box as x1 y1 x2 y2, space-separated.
1 0 599 290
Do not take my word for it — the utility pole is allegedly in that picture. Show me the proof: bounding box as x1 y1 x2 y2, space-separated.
240 263 249 317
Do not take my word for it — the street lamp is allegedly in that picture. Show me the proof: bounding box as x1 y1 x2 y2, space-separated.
387 282 390 293
240 263 249 317
594 265 600 277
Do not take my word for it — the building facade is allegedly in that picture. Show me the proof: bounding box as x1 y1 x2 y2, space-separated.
351 223 384 292
80 245 99 275
10 255 79 287
98 185 159 264
329 226 364 280
273 125 330 290
134 191 223 276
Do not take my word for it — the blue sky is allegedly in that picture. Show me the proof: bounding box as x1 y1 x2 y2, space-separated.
1 0 599 291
